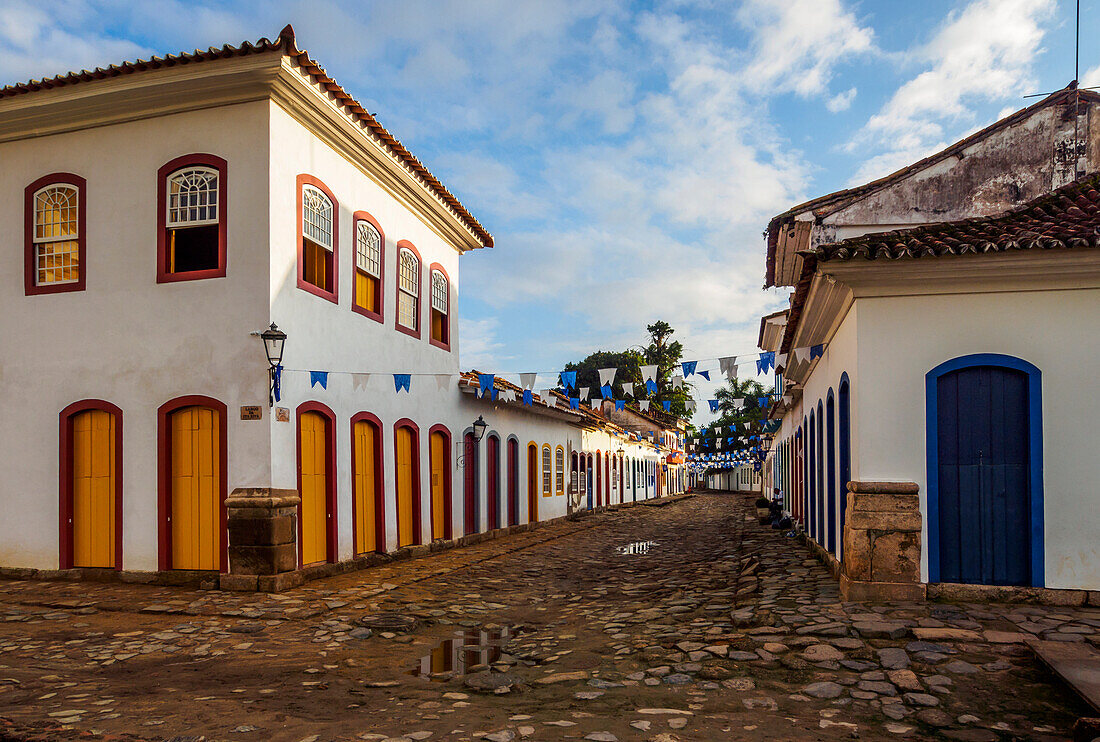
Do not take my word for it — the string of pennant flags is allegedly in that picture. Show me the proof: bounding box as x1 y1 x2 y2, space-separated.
273 343 827 408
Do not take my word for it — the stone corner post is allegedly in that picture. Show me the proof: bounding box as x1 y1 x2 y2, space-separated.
840 481 926 602
221 487 301 593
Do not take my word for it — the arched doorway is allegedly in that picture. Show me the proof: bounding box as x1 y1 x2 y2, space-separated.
394 421 421 548
487 434 500 530
927 355 1043 586
60 401 123 570
352 413 385 554
839 375 851 561
826 390 837 556
595 451 602 507
585 454 593 509
429 426 451 541
463 432 478 534
159 397 227 571
527 443 538 522
507 438 519 526
297 403 336 565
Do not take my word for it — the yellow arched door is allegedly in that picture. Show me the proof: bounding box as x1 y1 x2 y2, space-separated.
396 427 416 547
299 411 329 565
170 406 220 570
430 431 446 540
72 410 116 568
353 420 378 554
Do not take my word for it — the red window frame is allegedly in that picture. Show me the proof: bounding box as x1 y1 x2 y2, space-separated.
156 395 229 572
395 240 422 339
156 154 228 284
351 210 385 323
296 174 339 304
351 411 387 554
428 262 452 351
58 399 124 570
25 173 87 296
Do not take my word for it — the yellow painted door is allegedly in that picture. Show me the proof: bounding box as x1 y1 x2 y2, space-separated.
72 410 115 568
170 407 220 570
430 432 446 540
396 427 415 547
353 420 377 554
300 412 329 564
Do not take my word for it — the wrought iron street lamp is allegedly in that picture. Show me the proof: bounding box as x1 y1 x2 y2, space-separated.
472 415 488 442
257 323 286 407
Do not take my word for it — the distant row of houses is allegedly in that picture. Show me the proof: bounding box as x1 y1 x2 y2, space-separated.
755 82 1100 600
0 27 693 590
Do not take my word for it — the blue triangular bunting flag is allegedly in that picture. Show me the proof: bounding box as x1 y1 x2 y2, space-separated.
560 371 577 390
522 389 533 406
569 397 580 410
614 400 625 411
601 383 613 398
698 369 710 381
662 400 672 412
810 344 825 360
709 399 720 413
394 374 411 393
309 371 328 389
478 373 495 396
681 360 697 377
645 379 657 394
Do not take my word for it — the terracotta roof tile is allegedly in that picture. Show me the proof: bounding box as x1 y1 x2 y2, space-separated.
0 25 493 249
807 173 1100 263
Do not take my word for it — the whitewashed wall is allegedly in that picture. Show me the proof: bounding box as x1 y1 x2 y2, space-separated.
0 102 273 571
855 288 1100 590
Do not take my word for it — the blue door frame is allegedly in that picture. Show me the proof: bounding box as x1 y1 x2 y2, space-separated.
826 391 837 556
838 375 851 562
925 353 1044 586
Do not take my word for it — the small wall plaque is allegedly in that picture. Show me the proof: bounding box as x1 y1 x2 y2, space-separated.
275 407 290 422
240 406 263 421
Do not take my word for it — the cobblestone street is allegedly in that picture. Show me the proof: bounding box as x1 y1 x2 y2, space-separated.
0 493 1092 742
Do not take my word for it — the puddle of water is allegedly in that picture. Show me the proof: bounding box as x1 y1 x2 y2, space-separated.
617 540 657 555
409 627 513 680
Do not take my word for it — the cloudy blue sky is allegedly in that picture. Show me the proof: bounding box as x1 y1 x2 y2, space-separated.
3 0 1096 417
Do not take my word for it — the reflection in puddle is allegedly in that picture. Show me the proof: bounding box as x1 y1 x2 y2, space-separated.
617 540 657 555
409 627 513 680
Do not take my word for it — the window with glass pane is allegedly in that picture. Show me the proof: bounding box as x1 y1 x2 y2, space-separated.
430 269 448 344
34 185 80 285
165 168 219 273
355 221 381 313
555 448 564 495
398 248 419 330
302 186 333 291
541 446 552 495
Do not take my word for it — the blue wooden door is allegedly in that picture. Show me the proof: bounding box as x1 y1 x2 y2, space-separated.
586 456 593 509
936 366 1030 585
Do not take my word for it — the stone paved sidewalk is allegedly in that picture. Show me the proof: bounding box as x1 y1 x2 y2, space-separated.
0 493 1093 741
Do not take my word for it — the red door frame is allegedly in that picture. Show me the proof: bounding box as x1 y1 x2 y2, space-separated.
428 424 453 541
527 443 538 522
351 412 387 553
393 419 423 547
463 432 477 535
605 455 611 504
487 434 500 530
507 438 519 526
595 451 602 507
59 400 124 571
296 401 339 566
157 395 229 572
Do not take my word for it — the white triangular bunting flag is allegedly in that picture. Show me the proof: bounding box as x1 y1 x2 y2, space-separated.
540 388 553 403
579 386 590 400
672 376 685 389
435 374 452 390
622 382 634 398
792 347 809 364
685 399 696 412
731 398 744 408
352 373 371 391
775 353 788 369
519 373 537 390
598 367 617 387
641 365 657 383
639 400 650 412
500 389 516 403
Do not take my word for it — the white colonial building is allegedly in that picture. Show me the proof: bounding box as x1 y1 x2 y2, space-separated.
757 84 1100 601
0 27 684 588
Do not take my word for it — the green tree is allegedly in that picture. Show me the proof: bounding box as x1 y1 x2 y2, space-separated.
561 349 645 399
643 320 692 418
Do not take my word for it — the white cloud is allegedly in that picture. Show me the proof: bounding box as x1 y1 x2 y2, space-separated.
1083 63 1100 89
850 0 1055 180
737 0 875 98
826 86 857 113
458 316 510 371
